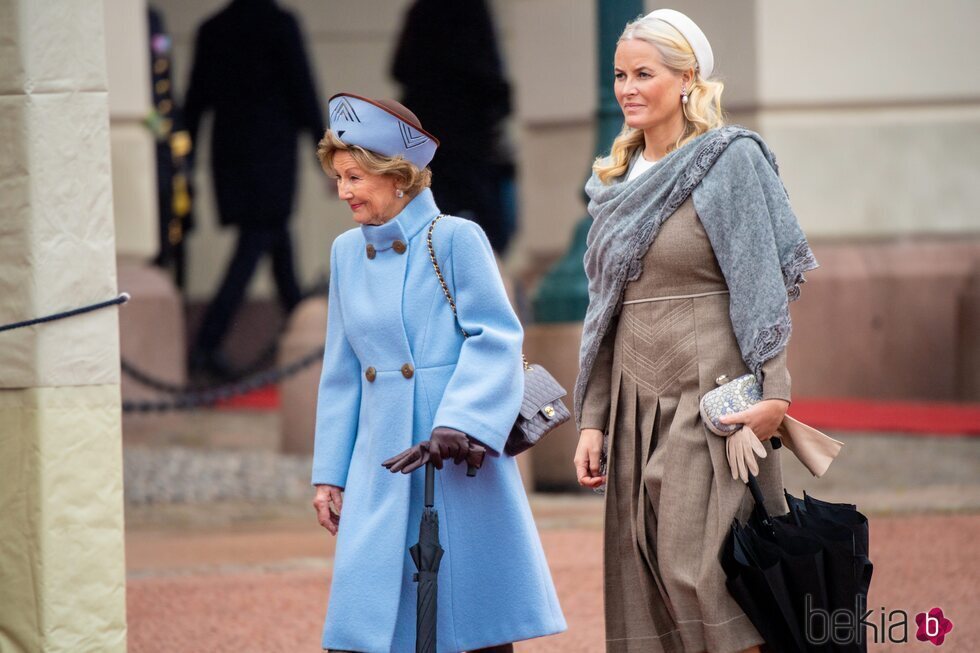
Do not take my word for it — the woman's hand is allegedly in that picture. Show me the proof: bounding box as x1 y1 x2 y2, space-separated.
719 399 789 441
381 428 487 475
574 428 606 489
313 484 344 535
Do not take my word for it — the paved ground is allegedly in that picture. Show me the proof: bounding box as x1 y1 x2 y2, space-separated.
123 410 980 652
123 410 980 513
126 501 978 653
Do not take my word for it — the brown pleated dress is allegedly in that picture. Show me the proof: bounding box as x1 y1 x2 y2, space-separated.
580 197 792 653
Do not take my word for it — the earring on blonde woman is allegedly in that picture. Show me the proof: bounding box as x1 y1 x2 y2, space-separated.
681 84 689 105
395 189 405 198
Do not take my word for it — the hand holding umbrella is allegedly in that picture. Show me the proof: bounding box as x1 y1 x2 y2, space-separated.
382 427 486 653
383 427 487 476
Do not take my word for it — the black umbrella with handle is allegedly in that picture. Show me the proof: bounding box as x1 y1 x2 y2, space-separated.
383 432 487 653
411 462 444 653
722 472 873 653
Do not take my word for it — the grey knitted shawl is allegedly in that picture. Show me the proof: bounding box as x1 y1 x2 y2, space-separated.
573 126 819 425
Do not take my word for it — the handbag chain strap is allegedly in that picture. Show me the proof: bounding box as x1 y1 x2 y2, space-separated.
426 214 531 371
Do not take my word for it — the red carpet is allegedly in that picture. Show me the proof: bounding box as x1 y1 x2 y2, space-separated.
216 386 280 411
217 387 980 435
789 398 980 436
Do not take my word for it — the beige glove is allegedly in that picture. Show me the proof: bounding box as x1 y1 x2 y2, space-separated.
777 416 844 478
725 425 768 483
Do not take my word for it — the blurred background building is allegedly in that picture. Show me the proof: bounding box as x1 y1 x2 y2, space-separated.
111 0 980 449
5 2 975 648
0 0 980 651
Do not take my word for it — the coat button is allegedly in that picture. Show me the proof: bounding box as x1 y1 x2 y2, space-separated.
401 363 414 379
392 240 407 254
366 244 376 260
365 367 377 382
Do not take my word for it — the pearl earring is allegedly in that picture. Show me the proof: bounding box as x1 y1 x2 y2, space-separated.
681 85 689 105
395 189 404 198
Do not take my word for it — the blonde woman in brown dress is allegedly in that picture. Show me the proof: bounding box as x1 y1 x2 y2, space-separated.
572 9 819 653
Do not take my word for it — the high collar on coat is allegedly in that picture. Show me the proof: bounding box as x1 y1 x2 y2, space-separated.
359 188 440 252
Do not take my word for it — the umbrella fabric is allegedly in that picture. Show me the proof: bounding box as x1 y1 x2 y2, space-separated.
410 506 443 653
801 493 873 591
722 476 872 653
409 462 445 653
770 515 855 653
722 521 812 653
793 493 874 653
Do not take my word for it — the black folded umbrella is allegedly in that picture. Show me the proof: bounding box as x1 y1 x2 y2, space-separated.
410 462 444 653
796 491 873 596
786 492 874 653
410 457 482 653
722 475 873 653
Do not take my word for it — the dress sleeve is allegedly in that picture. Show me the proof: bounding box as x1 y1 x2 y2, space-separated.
760 348 791 403
432 220 524 454
578 321 616 431
311 241 362 487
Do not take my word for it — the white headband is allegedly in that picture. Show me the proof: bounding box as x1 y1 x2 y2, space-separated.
645 9 714 79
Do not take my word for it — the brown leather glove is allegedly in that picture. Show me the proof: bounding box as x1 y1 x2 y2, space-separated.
382 427 486 475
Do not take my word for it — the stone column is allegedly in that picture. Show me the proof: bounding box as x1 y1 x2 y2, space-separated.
102 0 188 411
526 0 643 490
0 1 127 650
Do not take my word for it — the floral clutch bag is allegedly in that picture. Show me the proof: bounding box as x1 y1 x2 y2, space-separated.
699 373 763 436
699 372 846 477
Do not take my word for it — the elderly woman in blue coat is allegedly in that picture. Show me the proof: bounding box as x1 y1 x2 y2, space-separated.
310 94 566 653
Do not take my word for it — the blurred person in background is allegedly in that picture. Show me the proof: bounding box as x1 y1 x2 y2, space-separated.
184 0 324 378
392 0 517 255
311 93 565 653
148 5 194 289
573 9 818 653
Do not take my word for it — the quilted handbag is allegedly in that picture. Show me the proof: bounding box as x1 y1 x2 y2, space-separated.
427 215 570 455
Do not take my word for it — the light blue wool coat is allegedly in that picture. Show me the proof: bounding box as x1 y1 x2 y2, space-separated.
312 189 566 653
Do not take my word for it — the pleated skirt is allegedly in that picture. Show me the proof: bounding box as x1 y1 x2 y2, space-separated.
603 293 786 653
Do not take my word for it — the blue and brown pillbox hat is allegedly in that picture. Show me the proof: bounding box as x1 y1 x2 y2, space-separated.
328 93 439 169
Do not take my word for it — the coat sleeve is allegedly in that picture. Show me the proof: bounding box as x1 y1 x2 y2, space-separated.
432 220 524 454
311 241 362 487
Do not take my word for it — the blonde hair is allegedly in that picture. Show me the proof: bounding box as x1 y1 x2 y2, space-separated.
316 130 432 196
594 14 725 184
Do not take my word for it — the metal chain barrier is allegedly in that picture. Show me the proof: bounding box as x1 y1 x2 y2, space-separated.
121 344 285 395
139 274 330 389
0 290 329 413
122 345 324 413
120 320 289 395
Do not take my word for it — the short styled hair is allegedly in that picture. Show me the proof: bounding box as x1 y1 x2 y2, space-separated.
317 129 432 196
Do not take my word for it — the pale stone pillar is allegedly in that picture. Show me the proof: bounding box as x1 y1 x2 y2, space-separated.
101 0 188 411
279 297 327 455
0 1 127 651
104 0 156 260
